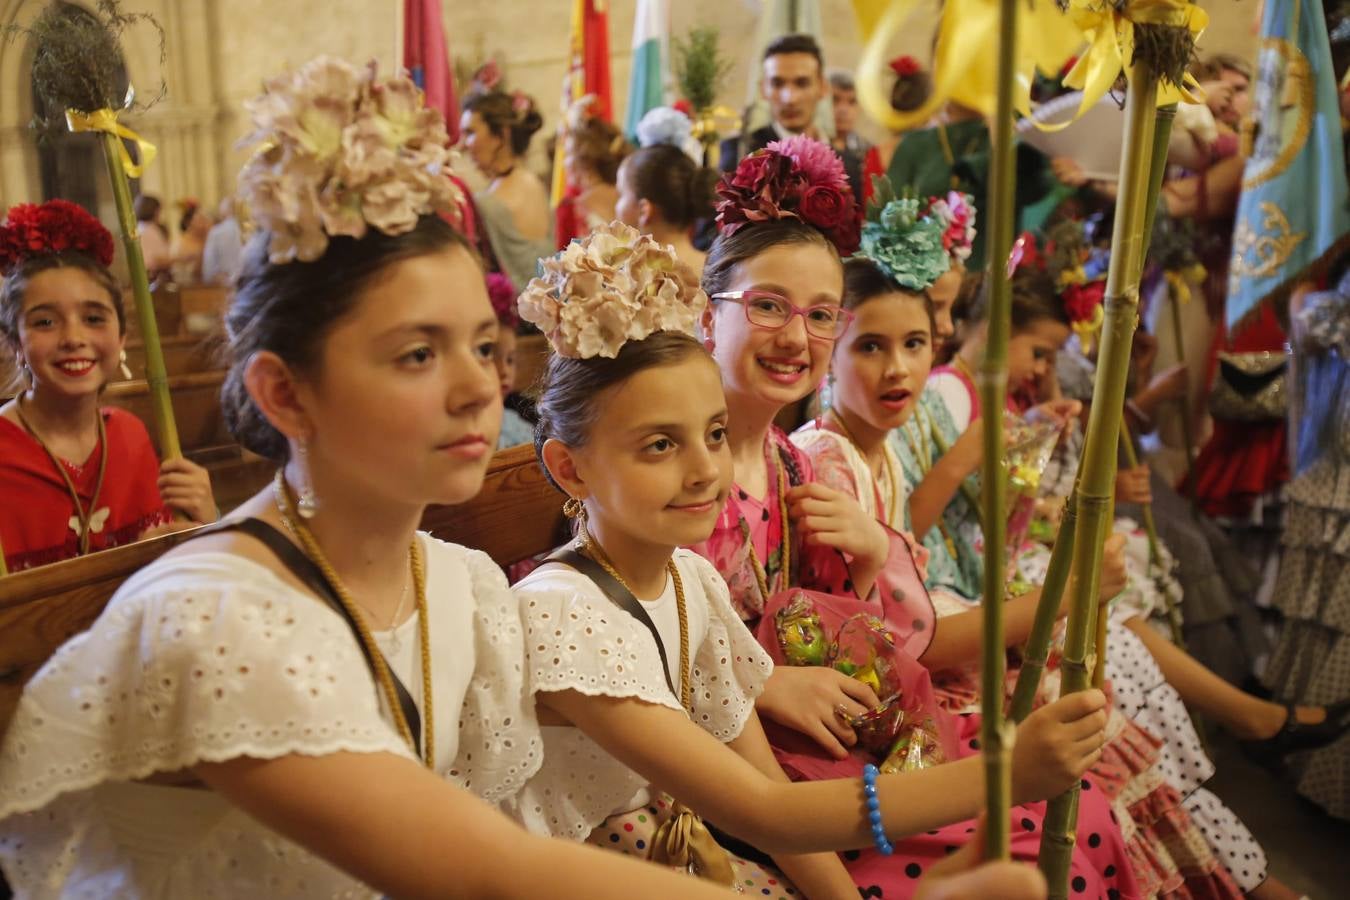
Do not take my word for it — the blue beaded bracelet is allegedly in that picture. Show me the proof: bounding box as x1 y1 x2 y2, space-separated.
862 763 894 856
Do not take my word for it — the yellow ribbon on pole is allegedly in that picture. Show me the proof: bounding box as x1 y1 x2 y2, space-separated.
66 108 157 178
1029 0 1209 132
1163 262 1207 306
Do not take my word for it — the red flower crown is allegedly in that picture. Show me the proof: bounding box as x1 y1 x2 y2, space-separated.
715 135 860 255
0 200 115 275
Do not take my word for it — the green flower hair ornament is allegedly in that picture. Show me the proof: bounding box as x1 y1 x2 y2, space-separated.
855 195 950 291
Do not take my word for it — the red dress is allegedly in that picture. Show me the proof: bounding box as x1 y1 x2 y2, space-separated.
1 407 171 572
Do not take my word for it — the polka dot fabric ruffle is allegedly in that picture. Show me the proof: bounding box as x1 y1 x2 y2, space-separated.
586 794 798 897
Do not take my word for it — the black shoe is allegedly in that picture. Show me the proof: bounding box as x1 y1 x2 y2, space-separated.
1242 703 1350 764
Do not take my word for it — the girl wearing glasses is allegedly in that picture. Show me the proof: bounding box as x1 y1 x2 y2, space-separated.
689 138 1134 897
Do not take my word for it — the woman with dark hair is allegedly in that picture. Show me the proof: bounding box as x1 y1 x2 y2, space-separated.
459 90 553 292
615 116 720 277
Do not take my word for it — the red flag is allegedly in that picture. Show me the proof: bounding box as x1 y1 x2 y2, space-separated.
580 1 612 121
403 0 460 142
552 1 613 207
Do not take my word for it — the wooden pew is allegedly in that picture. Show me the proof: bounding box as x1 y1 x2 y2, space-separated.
0 444 565 735
123 334 226 379
103 370 232 457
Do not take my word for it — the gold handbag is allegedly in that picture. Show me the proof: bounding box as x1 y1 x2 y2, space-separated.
1208 351 1288 422
649 799 738 885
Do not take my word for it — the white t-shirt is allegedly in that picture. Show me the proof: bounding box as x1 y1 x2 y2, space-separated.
0 534 541 899
507 548 773 840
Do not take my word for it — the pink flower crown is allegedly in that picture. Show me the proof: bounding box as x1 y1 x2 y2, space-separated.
0 200 115 275
236 56 464 264
715 135 860 255
517 221 707 360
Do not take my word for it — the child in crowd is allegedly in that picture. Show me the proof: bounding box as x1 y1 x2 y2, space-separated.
616 107 722 278
0 200 217 572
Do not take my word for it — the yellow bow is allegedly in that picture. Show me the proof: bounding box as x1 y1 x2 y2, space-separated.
66 108 157 178
855 0 1084 133
1163 262 1206 306
1029 0 1209 132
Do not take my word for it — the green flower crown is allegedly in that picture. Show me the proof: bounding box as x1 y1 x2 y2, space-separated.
855 177 950 291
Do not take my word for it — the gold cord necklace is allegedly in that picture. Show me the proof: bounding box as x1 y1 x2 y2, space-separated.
743 449 792 605
580 528 691 710
826 409 903 528
273 471 435 768
15 397 108 556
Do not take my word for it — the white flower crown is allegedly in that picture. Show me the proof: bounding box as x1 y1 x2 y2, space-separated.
517 221 707 360
236 56 463 264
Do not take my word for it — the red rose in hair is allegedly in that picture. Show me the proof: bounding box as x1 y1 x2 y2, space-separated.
890 55 922 78
800 185 848 231
1062 280 1106 324
0 199 115 274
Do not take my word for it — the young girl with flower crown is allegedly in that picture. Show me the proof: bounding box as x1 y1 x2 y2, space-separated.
798 244 1257 896
0 58 750 900
509 219 1119 899
896 232 1330 899
687 136 1137 898
0 200 218 573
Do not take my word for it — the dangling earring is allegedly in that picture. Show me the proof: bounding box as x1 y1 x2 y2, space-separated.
295 435 319 519
815 373 835 430
118 349 132 380
562 496 587 545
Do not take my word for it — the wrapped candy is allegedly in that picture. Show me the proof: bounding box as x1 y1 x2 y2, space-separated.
775 598 949 769
1003 412 1065 559
774 593 832 667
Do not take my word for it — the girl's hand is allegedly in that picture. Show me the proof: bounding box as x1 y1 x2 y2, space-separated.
1011 690 1107 804
158 457 219 524
755 665 881 759
950 417 985 471
786 482 888 569
1057 533 1128 617
1115 465 1152 505
1026 399 1082 427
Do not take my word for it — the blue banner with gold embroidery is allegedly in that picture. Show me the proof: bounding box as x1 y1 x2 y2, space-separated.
1228 0 1349 330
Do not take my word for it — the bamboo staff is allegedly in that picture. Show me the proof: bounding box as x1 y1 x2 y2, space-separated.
96 130 180 460
1140 103 1200 501
1038 63 1161 897
1009 491 1078 722
974 0 1020 863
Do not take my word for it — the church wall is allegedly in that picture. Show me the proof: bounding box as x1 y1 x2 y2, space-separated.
0 0 1261 214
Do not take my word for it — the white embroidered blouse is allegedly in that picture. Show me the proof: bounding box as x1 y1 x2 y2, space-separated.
506 548 773 841
0 534 541 899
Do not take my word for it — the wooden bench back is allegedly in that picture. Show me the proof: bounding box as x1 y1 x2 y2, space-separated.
0 443 565 735
103 370 231 457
